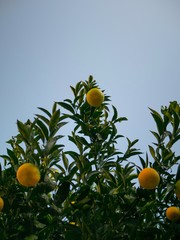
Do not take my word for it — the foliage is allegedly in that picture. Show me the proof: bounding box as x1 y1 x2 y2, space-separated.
0 75 180 239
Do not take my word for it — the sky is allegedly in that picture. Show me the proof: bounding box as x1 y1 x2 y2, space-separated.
0 1 180 168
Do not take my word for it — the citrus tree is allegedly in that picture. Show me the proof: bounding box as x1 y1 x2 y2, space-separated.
0 76 180 240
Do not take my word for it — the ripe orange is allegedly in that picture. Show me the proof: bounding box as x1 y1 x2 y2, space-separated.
0 197 4 211
175 180 180 199
138 167 160 189
166 206 180 222
86 88 104 107
16 163 41 187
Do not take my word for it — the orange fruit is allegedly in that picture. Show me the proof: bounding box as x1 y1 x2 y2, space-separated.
166 206 180 222
138 167 160 189
86 88 104 107
16 163 41 187
175 180 180 199
0 197 4 211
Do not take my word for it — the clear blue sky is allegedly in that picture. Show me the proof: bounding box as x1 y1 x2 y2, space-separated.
0 1 180 166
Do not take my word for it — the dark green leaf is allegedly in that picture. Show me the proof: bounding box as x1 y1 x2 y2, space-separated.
176 164 180 181
36 119 49 141
114 117 128 123
148 145 156 160
87 170 100 181
36 114 49 125
164 151 174 162
170 134 180 146
24 235 38 240
112 105 118 122
48 144 63 155
52 102 57 114
173 111 179 134
7 148 19 165
69 165 78 177
78 137 89 146
76 185 90 201
150 131 161 143
38 107 51 117
139 156 146 168
149 108 164 135
49 109 60 132
62 152 69 170
58 102 75 114
70 85 76 96
54 181 70 205
17 120 29 140
103 170 116 183
65 225 82 240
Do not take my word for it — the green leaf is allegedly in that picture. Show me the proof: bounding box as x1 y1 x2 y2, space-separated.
76 185 90 201
36 114 49 125
176 164 180 181
141 200 155 213
70 85 76 96
148 145 156 160
58 102 75 114
164 151 174 162
65 226 82 240
62 152 69 170
66 150 79 159
163 110 171 129
52 102 57 114
114 117 128 123
24 235 38 240
103 170 116 183
36 119 49 141
34 220 46 229
17 120 30 141
78 136 89 146
150 131 161 143
173 111 179 134
170 134 180 147
49 109 60 132
7 148 19 165
102 161 116 169
149 108 164 135
112 105 118 122
54 181 70 205
87 170 100 182
139 156 146 169
100 125 110 140
38 107 51 117
48 144 63 155
75 81 83 94
45 137 60 154
110 185 121 195
126 173 138 182
127 138 139 148
69 165 78 177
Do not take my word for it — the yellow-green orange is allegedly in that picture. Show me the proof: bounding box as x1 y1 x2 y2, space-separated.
175 180 180 199
86 88 104 107
166 206 180 222
0 197 4 211
16 163 41 187
138 167 160 189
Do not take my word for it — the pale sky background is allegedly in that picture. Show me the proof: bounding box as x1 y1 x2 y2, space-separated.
0 1 180 168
